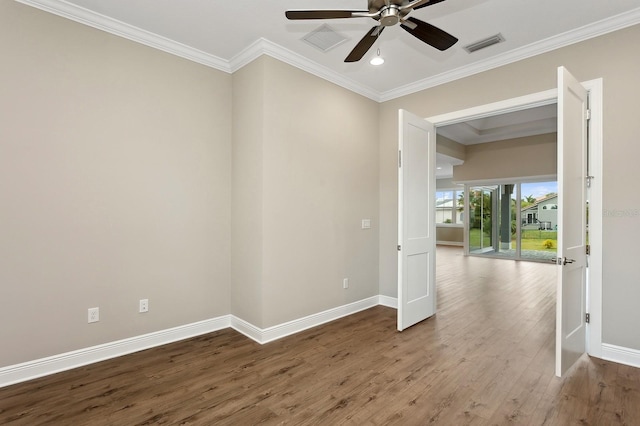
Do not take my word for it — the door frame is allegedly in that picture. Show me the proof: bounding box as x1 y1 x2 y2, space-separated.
426 80 603 357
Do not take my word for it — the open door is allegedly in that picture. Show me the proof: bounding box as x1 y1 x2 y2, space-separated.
556 66 588 377
398 110 436 331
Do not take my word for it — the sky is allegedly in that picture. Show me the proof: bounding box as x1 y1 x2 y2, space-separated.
520 181 557 199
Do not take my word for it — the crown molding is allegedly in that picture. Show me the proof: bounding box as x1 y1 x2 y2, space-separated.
380 7 640 102
16 0 640 103
229 38 381 102
16 0 231 73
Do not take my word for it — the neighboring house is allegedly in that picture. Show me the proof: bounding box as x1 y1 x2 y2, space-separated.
522 194 558 230
435 197 463 224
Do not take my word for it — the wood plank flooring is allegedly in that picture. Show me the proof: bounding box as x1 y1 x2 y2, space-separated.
2 246 639 425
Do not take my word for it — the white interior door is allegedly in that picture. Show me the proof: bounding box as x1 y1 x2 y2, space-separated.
556 66 588 377
398 109 436 331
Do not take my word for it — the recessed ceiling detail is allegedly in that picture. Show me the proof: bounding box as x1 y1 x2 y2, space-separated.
302 24 348 52
463 33 505 54
437 104 557 145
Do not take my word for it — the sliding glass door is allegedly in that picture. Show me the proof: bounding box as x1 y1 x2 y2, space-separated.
464 181 557 262
468 186 496 254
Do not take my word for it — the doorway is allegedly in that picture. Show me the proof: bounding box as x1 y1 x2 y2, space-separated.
418 78 603 365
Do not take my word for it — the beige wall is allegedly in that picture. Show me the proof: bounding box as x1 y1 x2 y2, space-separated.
0 1 232 366
436 226 464 244
4 0 640 369
453 133 557 182
379 24 640 351
233 56 380 328
437 135 466 161
231 59 265 326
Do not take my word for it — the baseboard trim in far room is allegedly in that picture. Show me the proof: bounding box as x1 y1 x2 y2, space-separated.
0 295 396 388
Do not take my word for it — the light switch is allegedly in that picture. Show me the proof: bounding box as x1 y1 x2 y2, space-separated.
361 219 371 229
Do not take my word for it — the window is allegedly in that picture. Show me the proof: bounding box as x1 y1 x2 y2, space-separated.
436 189 463 224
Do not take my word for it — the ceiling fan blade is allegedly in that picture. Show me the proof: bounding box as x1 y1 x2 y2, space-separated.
414 0 447 10
286 10 367 20
400 17 457 51
345 26 385 63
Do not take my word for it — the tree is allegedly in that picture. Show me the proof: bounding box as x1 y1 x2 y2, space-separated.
522 194 536 208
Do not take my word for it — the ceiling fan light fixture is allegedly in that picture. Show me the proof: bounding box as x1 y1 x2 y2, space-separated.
370 48 384 65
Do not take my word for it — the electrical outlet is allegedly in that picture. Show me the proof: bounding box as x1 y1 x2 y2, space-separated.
343 278 349 289
139 299 149 313
88 307 99 323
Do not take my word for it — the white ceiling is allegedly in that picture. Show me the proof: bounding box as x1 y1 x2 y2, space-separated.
19 0 640 101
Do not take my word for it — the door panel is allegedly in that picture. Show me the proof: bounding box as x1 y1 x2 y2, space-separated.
398 110 436 331
556 66 588 377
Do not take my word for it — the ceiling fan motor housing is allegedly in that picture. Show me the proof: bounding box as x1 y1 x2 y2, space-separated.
380 6 401 26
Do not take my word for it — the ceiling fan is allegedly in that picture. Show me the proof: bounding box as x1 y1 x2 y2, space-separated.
285 0 458 62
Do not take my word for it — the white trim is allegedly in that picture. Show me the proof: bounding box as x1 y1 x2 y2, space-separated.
260 296 379 343
584 78 603 358
232 296 380 344
428 89 558 126
436 241 463 247
0 316 230 388
378 295 398 309
601 344 640 369
380 7 640 101
0 296 384 387
453 174 558 186
15 0 231 72
229 39 380 102
15 0 640 103
229 315 263 344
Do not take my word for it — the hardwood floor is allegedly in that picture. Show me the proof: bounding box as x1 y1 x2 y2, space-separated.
2 246 639 425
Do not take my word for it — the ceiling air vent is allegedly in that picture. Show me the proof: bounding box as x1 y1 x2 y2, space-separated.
302 24 348 52
463 33 505 54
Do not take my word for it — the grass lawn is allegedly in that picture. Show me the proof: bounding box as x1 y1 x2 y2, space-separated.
470 228 557 252
518 238 557 252
519 230 557 252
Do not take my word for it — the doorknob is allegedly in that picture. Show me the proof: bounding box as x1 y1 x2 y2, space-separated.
551 257 576 265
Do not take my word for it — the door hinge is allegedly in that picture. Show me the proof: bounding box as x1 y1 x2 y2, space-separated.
585 109 591 120
398 151 402 168
397 245 402 251
586 244 590 255
586 175 594 188
586 313 590 324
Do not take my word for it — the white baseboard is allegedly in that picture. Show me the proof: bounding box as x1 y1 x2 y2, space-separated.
0 316 230 388
601 343 640 369
232 296 380 344
436 241 463 247
378 295 398 309
10 296 631 389
0 296 385 388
